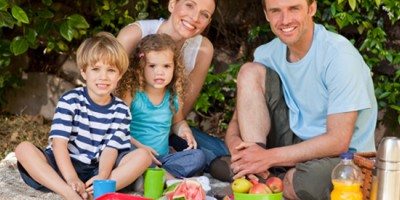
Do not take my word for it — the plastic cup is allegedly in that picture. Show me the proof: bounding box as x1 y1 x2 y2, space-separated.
93 179 116 199
143 168 165 199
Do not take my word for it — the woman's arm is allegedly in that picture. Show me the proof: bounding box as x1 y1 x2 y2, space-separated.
117 23 143 56
182 37 214 117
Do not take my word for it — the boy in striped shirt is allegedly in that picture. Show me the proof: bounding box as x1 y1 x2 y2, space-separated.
15 32 152 200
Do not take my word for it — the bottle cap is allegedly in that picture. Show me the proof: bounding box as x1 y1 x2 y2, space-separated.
340 152 353 159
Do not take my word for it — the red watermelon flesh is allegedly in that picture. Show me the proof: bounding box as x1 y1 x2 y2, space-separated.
171 179 205 200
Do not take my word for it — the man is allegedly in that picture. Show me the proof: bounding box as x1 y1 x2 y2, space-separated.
224 0 377 199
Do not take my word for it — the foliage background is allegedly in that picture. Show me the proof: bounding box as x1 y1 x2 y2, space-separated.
0 0 399 141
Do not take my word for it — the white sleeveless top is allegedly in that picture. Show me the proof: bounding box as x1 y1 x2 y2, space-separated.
130 18 202 73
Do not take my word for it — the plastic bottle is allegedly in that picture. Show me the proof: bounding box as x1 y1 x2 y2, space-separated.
330 152 363 200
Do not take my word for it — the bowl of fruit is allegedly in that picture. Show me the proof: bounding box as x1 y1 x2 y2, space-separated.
232 177 283 200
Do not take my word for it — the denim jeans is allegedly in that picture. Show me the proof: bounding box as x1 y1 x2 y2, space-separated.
169 127 230 169
155 149 206 178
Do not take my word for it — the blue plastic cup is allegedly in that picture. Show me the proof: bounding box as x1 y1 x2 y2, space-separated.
93 179 116 199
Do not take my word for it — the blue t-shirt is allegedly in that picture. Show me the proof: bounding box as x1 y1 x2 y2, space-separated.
47 87 132 164
254 23 377 152
130 91 178 156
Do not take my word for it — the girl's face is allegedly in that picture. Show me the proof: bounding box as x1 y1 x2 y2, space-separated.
143 49 175 91
81 61 122 105
168 0 215 39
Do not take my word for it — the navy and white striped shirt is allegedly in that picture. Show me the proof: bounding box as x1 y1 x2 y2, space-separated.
46 87 131 165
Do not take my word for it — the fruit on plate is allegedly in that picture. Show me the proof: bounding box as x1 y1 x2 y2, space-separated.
163 179 206 200
249 182 273 194
232 178 253 193
265 177 283 193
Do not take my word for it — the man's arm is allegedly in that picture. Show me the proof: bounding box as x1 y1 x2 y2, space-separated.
232 111 357 178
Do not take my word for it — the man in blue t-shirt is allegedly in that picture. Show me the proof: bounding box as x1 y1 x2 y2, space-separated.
224 0 377 199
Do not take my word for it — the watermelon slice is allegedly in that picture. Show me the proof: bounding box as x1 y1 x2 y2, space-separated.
164 182 181 200
170 179 205 200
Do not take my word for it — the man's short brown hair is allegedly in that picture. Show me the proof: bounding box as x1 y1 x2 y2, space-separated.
261 0 315 10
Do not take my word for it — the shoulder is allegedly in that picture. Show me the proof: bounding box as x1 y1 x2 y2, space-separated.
314 24 358 55
194 36 214 65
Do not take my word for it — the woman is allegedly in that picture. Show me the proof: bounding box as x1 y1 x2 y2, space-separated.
117 0 229 175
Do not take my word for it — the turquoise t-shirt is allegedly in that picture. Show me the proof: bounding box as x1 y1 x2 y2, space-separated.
130 91 178 156
253 23 377 152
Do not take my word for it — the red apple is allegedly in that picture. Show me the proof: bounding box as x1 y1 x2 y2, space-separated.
249 183 272 194
266 177 283 193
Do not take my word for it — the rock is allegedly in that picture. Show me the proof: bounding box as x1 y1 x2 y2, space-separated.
3 72 75 120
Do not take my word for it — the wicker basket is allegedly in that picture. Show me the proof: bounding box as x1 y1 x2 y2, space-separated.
354 152 376 200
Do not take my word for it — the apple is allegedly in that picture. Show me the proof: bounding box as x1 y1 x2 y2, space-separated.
266 177 283 193
231 178 253 193
249 183 272 194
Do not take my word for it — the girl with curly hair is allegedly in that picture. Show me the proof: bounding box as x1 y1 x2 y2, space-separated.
117 34 206 179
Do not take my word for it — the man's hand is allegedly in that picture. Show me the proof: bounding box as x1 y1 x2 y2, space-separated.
231 142 270 179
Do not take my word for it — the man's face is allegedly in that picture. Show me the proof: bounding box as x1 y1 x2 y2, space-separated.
264 0 316 46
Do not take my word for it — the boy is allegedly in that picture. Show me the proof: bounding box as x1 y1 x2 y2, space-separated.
15 32 152 200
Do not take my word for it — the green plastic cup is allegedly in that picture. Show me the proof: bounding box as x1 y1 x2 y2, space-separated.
143 168 165 199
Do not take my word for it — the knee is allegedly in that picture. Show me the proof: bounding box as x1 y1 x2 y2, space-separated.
237 62 265 89
130 148 152 166
191 149 206 170
15 141 34 159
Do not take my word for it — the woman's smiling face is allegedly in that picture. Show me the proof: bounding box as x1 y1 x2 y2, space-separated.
168 0 215 39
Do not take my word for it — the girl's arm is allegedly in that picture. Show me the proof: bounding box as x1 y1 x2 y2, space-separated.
172 107 197 149
52 138 86 195
117 23 142 56
130 137 161 166
182 37 214 117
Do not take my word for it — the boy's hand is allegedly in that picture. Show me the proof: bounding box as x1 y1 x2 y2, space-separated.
66 177 88 199
85 175 108 195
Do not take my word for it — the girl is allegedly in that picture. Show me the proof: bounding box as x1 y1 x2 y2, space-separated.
117 0 230 173
117 34 206 179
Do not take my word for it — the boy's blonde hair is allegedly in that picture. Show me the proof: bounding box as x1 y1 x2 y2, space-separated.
76 32 129 75
117 33 186 113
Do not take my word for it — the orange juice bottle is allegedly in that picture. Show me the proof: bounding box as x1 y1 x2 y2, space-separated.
330 152 363 200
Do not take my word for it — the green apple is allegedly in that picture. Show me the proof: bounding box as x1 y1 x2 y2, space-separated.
232 178 253 193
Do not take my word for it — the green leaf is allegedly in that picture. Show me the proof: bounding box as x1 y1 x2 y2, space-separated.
60 22 73 41
10 37 29 56
378 91 391 99
26 28 38 45
349 0 356 11
42 0 52 6
375 0 381 7
11 5 29 24
36 19 52 35
37 8 54 18
389 105 400 112
0 10 15 28
338 0 345 5
0 0 8 10
67 14 89 29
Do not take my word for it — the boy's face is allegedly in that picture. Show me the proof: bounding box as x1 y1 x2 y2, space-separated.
143 50 175 92
80 61 122 105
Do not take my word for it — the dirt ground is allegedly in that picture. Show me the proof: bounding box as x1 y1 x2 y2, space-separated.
0 112 50 160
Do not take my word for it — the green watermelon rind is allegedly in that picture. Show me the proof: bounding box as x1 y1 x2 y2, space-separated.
164 182 181 195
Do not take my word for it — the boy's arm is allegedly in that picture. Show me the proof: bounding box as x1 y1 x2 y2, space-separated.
98 147 118 179
52 138 86 193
